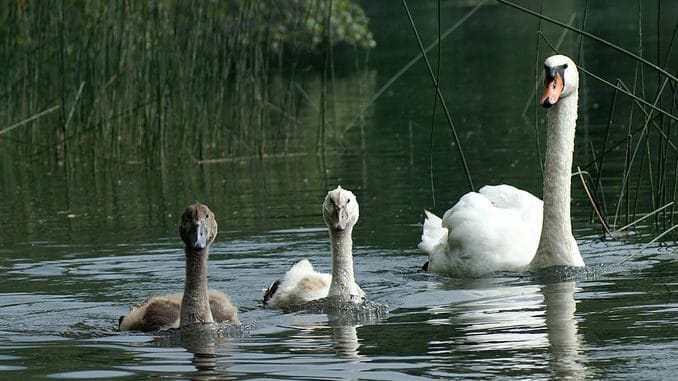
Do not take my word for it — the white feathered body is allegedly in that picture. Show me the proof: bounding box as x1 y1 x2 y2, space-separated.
264 259 365 308
420 184 544 276
420 55 587 276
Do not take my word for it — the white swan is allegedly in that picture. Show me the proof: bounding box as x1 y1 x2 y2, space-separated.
420 55 585 276
119 203 239 331
263 186 365 308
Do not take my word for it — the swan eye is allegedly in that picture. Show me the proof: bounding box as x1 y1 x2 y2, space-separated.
206 214 210 219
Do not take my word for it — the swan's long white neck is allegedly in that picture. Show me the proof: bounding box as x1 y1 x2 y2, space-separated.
532 91 579 268
328 227 358 300
181 248 214 326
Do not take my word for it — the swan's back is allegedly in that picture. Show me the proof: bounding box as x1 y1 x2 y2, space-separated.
424 184 543 275
479 185 543 224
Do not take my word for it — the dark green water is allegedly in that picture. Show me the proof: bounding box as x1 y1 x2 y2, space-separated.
1 1 677 379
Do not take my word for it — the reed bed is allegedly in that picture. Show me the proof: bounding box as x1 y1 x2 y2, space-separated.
2 0 676 246
0 0 375 168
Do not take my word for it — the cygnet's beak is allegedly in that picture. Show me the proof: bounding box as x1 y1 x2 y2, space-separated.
190 222 208 250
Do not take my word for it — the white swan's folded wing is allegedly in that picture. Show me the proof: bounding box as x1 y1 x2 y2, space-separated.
427 188 542 276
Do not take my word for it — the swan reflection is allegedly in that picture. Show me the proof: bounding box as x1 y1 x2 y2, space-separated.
329 322 361 360
543 281 586 380
280 317 363 361
143 323 239 380
181 326 239 381
427 279 586 379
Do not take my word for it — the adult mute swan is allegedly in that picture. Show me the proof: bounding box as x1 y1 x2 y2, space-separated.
263 186 365 308
119 203 239 331
419 54 585 276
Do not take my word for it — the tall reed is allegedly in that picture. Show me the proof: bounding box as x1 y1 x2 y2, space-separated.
0 0 375 169
499 0 678 242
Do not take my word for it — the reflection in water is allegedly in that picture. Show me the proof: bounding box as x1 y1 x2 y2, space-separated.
428 279 587 379
181 329 220 381
441 283 546 352
190 352 220 381
276 307 366 361
330 324 361 360
288 321 363 361
543 281 587 381
279 297 388 360
150 324 241 381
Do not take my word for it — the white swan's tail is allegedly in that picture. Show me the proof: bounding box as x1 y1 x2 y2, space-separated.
418 210 448 255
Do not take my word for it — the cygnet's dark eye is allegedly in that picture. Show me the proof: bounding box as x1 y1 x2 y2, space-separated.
206 214 210 219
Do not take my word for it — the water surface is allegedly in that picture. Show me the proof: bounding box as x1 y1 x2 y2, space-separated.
1 1 677 379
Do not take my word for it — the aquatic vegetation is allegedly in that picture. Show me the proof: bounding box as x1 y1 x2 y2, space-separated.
0 0 375 165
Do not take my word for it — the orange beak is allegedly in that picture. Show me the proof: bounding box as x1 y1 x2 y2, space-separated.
540 72 563 108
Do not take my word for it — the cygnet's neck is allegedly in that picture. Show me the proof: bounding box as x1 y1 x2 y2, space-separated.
327 226 358 300
180 247 214 326
533 91 579 268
